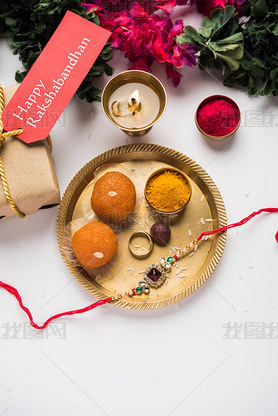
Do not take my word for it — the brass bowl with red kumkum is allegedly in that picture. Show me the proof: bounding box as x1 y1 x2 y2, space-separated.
195 95 241 140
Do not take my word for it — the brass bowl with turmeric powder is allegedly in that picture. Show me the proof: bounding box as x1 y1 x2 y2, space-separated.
144 168 192 214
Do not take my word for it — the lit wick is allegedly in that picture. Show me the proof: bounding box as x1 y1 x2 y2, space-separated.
111 89 142 118
128 89 141 114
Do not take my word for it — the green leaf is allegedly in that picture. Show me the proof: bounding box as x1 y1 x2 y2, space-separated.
270 68 278 80
104 64 114 76
198 16 214 38
213 47 243 71
5 17 17 26
208 40 242 52
178 2 278 96
251 0 268 17
15 70 27 83
199 6 236 39
211 32 244 45
177 26 204 47
271 22 278 36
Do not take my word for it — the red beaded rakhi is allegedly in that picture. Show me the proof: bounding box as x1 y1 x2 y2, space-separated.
0 208 278 329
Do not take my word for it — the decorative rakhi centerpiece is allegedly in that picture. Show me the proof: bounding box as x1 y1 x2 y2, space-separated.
114 239 199 301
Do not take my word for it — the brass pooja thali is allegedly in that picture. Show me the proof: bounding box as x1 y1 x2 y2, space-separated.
57 144 227 309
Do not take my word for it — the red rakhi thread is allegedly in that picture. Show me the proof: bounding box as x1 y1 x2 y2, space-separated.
0 207 277 330
0 279 111 330
197 208 278 241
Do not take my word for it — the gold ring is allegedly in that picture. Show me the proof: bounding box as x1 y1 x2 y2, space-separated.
128 231 153 259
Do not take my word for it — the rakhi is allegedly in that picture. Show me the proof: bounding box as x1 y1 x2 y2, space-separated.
1 208 278 330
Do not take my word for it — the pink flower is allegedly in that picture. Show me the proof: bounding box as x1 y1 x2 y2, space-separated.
146 31 170 62
166 63 182 87
152 0 193 14
82 0 246 17
94 2 197 86
146 18 197 83
81 0 244 87
129 2 149 17
129 56 153 71
153 0 179 14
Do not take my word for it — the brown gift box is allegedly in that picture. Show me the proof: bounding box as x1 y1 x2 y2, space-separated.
0 84 60 220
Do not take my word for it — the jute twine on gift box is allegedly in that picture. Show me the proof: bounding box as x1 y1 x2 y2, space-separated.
0 84 52 218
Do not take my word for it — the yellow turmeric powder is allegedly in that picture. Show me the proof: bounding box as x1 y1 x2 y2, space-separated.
145 170 191 212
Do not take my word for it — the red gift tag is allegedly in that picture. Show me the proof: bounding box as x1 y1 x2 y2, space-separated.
2 11 111 143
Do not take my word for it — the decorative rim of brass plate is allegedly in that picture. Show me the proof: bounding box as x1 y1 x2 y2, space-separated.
56 144 227 310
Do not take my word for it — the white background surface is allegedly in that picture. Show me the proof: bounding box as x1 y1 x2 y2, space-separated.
0 8 278 416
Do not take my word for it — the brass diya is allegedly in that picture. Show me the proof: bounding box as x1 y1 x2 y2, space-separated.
57 144 227 310
101 70 167 136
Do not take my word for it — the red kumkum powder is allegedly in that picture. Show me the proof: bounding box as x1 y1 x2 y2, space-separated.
197 96 240 137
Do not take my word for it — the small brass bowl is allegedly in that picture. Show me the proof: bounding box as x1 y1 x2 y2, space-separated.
101 70 167 136
195 95 241 141
144 167 192 215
